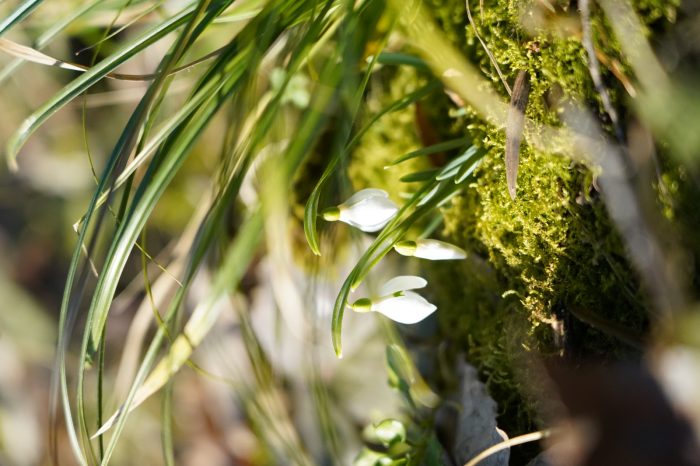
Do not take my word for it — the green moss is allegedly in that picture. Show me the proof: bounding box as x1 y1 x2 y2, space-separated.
426 143 650 441
426 0 679 346
440 143 649 345
413 0 680 439
426 0 679 125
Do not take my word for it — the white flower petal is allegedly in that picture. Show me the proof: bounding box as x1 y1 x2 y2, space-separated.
414 239 467 260
338 190 398 232
372 291 437 324
379 275 427 296
344 188 389 205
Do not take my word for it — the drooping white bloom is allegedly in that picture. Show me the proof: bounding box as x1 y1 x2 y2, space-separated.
394 239 467 260
322 188 398 232
350 275 437 324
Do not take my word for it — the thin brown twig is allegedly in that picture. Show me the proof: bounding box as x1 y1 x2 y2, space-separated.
595 49 637 97
580 0 624 143
464 429 555 466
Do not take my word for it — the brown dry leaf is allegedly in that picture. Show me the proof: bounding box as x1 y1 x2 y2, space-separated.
505 70 530 200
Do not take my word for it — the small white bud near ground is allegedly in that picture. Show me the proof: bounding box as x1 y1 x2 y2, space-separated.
322 188 398 232
394 239 466 260
350 275 437 324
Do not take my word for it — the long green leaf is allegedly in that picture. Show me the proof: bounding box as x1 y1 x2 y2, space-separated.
71 1 238 457
6 5 195 169
0 0 43 37
80 0 329 457
400 168 439 182
377 51 429 70
388 136 471 166
0 0 102 84
93 211 263 438
304 80 440 255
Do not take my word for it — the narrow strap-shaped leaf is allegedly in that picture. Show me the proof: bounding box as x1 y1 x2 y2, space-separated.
0 37 84 71
6 6 195 169
49 0 334 462
84 67 234 216
0 0 43 37
161 382 176 466
304 80 440 255
455 150 486 184
0 0 101 84
0 36 226 81
86 46 250 361
74 2 242 455
95 0 337 445
400 168 439 182
436 145 479 180
93 211 263 438
388 136 471 166
376 51 429 70
93 81 238 466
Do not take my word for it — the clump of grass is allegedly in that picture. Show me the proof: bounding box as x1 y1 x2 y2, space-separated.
5 0 700 464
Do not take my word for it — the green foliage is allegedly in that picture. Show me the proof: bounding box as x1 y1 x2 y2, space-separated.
441 145 648 339
350 66 432 201
5 0 697 463
333 0 678 438
406 0 680 436
429 0 679 322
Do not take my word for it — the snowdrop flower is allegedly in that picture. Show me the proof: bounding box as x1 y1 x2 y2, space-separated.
350 276 437 324
394 239 466 260
322 188 399 232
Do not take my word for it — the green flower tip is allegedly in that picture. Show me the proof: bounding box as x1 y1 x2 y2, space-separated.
350 298 373 313
321 206 340 221
393 240 417 256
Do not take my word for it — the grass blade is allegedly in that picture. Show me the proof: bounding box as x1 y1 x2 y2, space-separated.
304 80 440 255
6 5 195 169
93 211 263 437
0 0 101 84
388 136 471 166
0 0 43 37
376 51 429 70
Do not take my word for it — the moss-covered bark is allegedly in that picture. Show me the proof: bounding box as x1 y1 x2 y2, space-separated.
349 0 683 443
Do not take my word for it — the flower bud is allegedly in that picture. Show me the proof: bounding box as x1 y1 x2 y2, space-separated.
350 275 437 324
322 189 398 232
394 238 466 260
